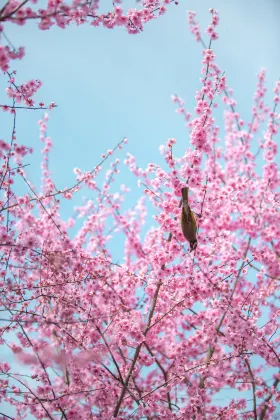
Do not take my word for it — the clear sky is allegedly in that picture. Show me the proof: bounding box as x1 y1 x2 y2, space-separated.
0 0 280 417
2 0 279 256
1 0 280 219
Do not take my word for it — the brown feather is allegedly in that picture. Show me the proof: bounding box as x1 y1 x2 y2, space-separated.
180 187 197 247
181 187 189 207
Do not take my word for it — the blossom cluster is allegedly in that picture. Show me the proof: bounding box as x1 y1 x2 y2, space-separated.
0 7 279 420
0 0 175 72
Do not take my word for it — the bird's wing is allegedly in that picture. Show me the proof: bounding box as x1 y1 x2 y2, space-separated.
190 210 197 230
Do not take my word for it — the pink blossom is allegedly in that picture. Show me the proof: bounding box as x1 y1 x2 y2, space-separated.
0 5 279 420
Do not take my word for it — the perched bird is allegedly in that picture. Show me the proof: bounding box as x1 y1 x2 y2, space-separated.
181 187 197 252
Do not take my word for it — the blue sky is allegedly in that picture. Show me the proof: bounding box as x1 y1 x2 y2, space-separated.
0 0 280 417
1 0 280 211
1 0 279 257
2 0 279 257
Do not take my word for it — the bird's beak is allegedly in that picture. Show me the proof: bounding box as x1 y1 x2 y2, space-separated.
190 241 197 252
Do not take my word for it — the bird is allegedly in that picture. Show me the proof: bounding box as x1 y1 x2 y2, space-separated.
180 187 197 252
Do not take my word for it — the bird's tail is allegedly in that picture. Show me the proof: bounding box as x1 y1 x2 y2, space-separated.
181 187 189 209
